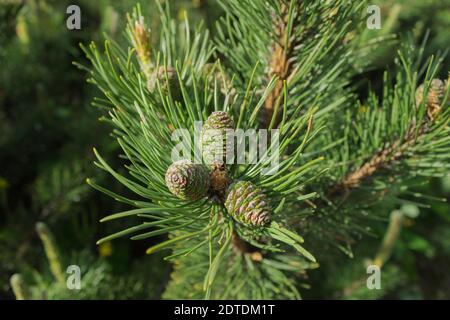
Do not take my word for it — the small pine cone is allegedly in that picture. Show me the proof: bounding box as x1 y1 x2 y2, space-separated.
225 181 271 227
204 111 234 130
415 79 446 119
165 159 210 200
202 63 235 96
148 66 180 98
201 111 234 166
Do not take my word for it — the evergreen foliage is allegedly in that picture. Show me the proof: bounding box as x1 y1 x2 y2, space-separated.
1 0 449 300
80 0 450 299
0 0 207 299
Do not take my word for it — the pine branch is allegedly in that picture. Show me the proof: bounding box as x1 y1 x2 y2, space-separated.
10 274 31 300
79 1 450 299
36 222 65 284
296 50 450 254
373 209 404 267
263 1 302 128
333 71 449 195
79 2 327 299
334 122 428 194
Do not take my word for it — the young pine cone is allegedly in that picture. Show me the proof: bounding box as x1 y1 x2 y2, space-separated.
225 181 271 227
165 159 210 200
148 66 180 99
202 63 236 96
415 78 448 120
201 111 234 166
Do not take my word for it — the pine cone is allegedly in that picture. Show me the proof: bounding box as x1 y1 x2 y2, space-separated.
148 66 180 99
202 63 235 96
225 181 271 227
415 78 446 120
165 159 210 200
201 111 234 166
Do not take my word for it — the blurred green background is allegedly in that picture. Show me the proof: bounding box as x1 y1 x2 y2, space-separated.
0 0 449 299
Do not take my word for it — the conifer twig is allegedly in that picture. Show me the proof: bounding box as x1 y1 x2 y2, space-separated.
332 122 428 195
335 75 449 194
264 0 302 128
342 209 404 298
230 0 307 256
10 274 31 300
374 210 404 267
36 222 65 284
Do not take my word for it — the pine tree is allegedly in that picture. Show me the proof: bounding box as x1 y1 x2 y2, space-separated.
80 0 450 299
9 222 168 300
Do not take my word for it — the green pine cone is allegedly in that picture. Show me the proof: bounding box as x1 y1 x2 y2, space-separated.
415 78 448 119
201 111 235 166
165 159 210 200
225 180 271 227
148 66 180 99
202 63 235 96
